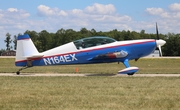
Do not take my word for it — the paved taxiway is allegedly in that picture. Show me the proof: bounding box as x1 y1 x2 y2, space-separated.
0 73 180 77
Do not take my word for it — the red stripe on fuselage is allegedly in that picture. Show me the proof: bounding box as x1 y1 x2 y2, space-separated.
18 38 30 41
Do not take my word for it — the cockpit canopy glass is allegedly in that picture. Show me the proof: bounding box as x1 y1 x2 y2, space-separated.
73 36 116 49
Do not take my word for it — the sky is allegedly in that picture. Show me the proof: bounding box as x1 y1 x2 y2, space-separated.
0 0 180 49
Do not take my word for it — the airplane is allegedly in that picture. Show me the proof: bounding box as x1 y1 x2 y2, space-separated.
15 23 166 75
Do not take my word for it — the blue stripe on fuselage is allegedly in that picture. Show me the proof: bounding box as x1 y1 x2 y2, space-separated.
15 40 156 66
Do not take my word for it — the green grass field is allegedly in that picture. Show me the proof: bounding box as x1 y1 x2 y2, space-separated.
0 58 180 74
0 76 180 110
0 58 180 109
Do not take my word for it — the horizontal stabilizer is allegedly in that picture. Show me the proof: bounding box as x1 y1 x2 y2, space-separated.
24 53 44 59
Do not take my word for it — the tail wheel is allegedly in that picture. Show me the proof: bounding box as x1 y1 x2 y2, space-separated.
16 71 20 75
127 73 134 75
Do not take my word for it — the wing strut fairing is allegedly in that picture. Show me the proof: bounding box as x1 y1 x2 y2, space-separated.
118 59 139 75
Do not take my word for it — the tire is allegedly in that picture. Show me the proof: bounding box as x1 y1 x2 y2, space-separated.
16 71 20 75
127 73 134 75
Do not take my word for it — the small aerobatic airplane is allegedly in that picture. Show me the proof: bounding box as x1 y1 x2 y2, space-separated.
15 23 166 75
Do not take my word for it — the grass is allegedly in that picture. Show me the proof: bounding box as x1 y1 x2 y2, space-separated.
0 58 180 74
0 76 180 110
0 58 180 109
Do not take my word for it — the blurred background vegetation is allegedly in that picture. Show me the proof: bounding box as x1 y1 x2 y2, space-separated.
1 28 180 56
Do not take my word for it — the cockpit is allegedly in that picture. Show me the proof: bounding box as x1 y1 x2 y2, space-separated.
73 36 116 49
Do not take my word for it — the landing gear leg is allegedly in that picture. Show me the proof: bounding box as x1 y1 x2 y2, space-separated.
16 60 33 75
16 66 30 75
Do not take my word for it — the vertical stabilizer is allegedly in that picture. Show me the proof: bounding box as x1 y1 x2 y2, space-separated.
15 34 41 66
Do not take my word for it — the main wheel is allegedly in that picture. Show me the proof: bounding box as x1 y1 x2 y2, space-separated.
127 72 134 75
16 71 20 75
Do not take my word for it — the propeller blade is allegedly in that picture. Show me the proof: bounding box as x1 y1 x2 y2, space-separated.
158 45 162 57
156 22 159 40
155 23 166 57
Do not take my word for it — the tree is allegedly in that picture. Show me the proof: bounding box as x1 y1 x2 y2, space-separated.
140 30 151 39
65 29 77 43
5 28 179 56
80 28 91 37
38 30 51 51
130 31 140 39
90 28 97 36
107 29 122 41
163 33 180 56
4 33 12 50
55 28 66 46
13 35 17 50
0 49 6 56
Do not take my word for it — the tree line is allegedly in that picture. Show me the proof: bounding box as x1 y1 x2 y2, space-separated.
1 28 180 56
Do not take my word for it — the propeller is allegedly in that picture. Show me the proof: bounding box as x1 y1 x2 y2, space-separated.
156 22 159 40
155 22 166 57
